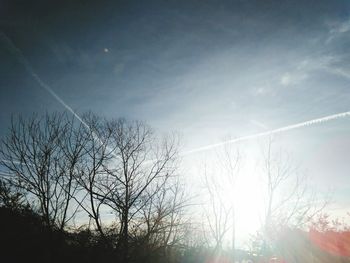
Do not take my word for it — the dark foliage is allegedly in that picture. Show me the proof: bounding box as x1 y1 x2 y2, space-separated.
0 205 186 263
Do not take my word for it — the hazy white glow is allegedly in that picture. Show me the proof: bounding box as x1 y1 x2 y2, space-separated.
220 159 264 242
198 151 265 248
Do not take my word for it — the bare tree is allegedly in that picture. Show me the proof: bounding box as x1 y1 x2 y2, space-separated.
0 113 81 230
65 113 116 240
0 112 182 262
102 120 179 260
139 177 189 256
202 165 232 253
259 136 327 255
67 118 180 260
217 143 241 258
198 142 241 261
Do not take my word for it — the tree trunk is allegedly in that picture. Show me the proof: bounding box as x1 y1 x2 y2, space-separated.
122 209 129 262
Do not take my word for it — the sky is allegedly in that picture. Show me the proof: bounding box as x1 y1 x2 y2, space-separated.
1 0 350 245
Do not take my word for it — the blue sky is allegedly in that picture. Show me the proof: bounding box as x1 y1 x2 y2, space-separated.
1 1 349 135
1 0 350 239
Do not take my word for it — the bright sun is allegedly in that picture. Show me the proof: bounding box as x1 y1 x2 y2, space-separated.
224 171 263 234
213 156 265 243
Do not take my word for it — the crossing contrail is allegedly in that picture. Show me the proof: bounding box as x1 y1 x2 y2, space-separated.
0 32 89 129
2 33 350 159
182 111 350 155
0 32 108 147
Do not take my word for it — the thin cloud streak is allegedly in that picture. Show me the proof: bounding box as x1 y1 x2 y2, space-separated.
0 32 89 129
250 119 269 130
0 32 107 147
182 111 350 155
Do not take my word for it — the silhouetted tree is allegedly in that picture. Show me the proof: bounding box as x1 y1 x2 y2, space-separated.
0 113 81 230
97 119 179 261
139 178 188 258
0 112 188 263
0 179 25 210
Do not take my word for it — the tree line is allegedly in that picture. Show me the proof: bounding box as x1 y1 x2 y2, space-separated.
0 112 192 262
0 112 332 263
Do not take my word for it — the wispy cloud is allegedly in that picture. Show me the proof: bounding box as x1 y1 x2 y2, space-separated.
280 70 309 86
250 119 268 130
326 18 350 43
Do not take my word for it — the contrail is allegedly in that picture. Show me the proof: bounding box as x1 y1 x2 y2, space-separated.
182 111 350 155
0 32 107 146
2 33 350 161
0 32 89 129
